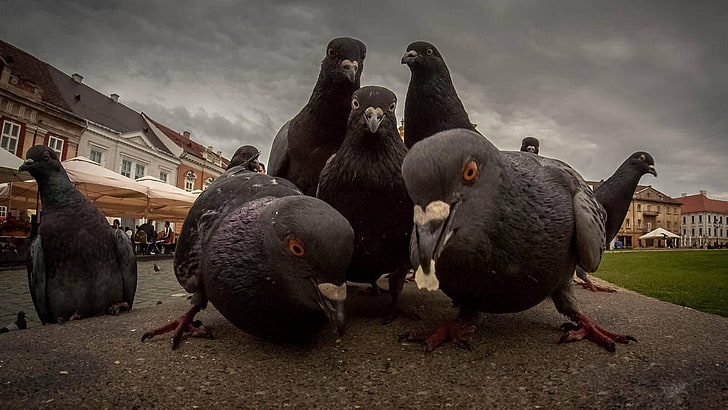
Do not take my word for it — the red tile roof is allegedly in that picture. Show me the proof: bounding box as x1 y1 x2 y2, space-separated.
674 194 728 214
147 117 229 167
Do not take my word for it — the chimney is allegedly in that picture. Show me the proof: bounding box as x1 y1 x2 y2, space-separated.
110 93 119 102
71 73 83 83
681 193 687 197
700 189 707 196
182 131 191 139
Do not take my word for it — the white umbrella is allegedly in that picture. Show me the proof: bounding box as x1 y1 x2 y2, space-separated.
135 176 196 222
639 227 681 240
0 148 31 183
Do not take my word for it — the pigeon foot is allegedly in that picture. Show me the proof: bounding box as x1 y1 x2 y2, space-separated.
559 312 636 352
399 321 476 352
574 276 617 293
107 302 130 315
141 305 213 350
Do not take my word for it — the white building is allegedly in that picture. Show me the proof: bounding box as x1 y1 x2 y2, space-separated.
676 190 728 248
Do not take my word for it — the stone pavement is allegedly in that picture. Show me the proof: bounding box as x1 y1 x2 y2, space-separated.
0 256 185 329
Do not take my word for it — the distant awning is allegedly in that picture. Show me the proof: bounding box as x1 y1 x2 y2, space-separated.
639 227 681 240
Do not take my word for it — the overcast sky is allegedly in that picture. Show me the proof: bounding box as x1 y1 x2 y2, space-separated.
2 0 726 199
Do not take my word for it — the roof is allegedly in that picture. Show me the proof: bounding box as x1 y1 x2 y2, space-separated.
145 117 230 167
49 67 173 156
585 182 682 205
0 39 71 111
674 193 728 214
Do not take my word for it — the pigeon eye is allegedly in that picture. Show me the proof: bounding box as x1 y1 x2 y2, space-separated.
639 154 646 161
388 102 396 112
41 151 51 161
462 161 478 183
327 48 336 58
352 99 360 109
426 48 434 56
288 238 305 257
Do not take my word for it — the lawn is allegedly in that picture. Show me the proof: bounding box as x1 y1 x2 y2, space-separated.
592 249 728 317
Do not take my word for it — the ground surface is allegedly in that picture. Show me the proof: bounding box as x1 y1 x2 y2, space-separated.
1 258 727 408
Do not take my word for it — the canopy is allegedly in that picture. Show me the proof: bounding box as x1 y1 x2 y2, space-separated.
0 148 31 183
1 156 193 222
639 227 681 240
135 176 197 222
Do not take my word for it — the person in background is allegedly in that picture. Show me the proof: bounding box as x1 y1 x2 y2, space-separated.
257 162 266 174
111 219 121 229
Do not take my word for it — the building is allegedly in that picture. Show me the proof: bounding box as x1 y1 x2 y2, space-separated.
586 182 682 248
676 190 728 248
146 116 229 192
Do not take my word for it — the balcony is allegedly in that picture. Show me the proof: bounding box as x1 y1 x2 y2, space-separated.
642 210 660 216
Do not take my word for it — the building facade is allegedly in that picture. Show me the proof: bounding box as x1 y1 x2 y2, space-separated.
676 190 728 248
586 182 682 248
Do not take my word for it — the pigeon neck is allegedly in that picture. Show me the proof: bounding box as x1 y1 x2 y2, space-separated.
36 170 79 208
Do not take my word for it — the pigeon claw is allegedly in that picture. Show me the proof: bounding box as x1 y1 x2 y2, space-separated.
142 305 213 350
559 312 636 352
107 302 130 316
400 321 477 352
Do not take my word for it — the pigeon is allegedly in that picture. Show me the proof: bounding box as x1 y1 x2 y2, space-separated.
399 129 635 352
227 145 261 172
0 311 27 333
401 41 476 149
268 37 367 196
317 86 414 321
520 137 540 154
142 170 354 348
153 262 162 272
574 152 657 292
19 146 137 324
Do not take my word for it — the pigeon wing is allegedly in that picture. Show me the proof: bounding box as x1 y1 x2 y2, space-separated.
267 120 290 178
27 236 52 324
112 228 137 309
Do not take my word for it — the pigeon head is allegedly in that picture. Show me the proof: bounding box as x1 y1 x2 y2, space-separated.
228 145 261 171
520 137 540 154
19 145 64 179
626 151 657 177
348 86 397 134
322 37 366 85
401 41 447 74
261 196 354 336
402 129 502 290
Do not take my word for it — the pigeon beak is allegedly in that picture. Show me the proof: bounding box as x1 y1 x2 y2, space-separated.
364 107 384 133
19 159 34 172
401 50 417 65
340 60 359 83
315 282 347 337
410 201 457 291
648 165 657 177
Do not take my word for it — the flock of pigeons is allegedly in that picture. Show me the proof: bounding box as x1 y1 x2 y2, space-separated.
18 37 658 353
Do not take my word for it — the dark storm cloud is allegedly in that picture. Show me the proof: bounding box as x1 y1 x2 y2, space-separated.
1 0 726 199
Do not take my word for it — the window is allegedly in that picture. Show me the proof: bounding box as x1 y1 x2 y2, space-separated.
683 216 686 224
184 180 194 192
134 163 145 179
638 219 642 229
48 136 64 156
692 228 695 236
699 228 703 236
1 120 21 155
0 206 6 218
625 219 631 229
657 206 661 213
691 215 695 223
637 204 642 212
699 215 702 223
121 159 132 178
159 171 168 182
647 222 652 231
647 205 651 212
709 228 712 236
89 149 102 163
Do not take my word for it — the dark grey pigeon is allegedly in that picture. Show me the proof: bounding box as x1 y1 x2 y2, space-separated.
317 86 414 322
400 129 635 352
20 145 137 325
401 41 476 149
142 170 354 349
268 37 366 196
0 311 27 333
227 145 261 172
520 137 540 154
574 152 657 291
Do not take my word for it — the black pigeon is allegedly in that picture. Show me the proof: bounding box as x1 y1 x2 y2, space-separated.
227 145 261 172
0 311 27 333
268 37 367 196
153 262 162 272
400 129 635 352
401 41 475 149
142 171 354 348
317 86 413 321
20 146 137 324
575 152 657 292
520 137 540 154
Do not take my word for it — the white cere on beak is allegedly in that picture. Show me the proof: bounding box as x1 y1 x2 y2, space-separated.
413 201 451 225
415 261 439 291
318 282 347 301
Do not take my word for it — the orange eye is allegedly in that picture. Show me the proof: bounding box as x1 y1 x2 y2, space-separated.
288 238 305 256
462 161 478 182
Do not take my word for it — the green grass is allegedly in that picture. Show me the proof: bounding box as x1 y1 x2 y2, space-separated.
593 250 728 317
